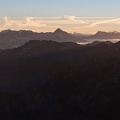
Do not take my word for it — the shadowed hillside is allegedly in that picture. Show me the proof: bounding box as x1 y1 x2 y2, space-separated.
0 40 120 119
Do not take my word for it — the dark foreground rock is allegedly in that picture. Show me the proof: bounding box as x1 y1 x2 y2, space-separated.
0 40 120 120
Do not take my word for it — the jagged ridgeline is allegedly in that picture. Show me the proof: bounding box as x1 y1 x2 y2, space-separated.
0 28 86 49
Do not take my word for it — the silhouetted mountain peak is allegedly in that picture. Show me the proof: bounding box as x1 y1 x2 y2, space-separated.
54 28 67 34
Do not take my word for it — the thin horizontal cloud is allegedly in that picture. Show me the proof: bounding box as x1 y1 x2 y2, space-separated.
1 16 120 33
89 18 120 27
3 16 46 28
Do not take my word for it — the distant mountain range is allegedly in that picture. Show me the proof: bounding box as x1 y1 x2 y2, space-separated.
72 31 120 40
0 28 86 49
86 31 120 39
1 28 120 49
71 32 90 39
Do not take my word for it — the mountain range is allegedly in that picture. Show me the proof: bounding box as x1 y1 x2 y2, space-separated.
73 31 120 40
1 29 120 49
0 28 86 49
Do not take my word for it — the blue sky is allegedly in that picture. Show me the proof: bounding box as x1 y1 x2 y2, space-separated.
0 0 120 33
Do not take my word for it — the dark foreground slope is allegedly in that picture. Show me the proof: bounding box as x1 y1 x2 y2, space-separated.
0 40 120 120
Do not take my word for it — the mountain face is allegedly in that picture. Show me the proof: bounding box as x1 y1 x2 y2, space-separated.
70 31 120 41
52 28 86 42
0 28 86 49
0 40 120 119
86 40 113 46
71 32 90 39
87 31 120 39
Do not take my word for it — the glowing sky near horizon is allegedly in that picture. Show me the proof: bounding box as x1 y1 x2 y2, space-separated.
0 0 120 33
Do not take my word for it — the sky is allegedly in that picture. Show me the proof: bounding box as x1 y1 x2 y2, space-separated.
0 0 120 33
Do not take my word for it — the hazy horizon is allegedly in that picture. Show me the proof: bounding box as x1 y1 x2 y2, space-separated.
1 28 120 35
0 0 120 34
